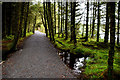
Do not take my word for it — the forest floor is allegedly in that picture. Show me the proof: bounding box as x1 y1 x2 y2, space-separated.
53 34 120 79
2 31 75 78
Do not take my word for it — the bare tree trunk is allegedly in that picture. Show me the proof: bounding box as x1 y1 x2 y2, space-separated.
85 2 89 41
61 2 63 37
11 3 24 51
2 2 6 39
48 2 54 42
43 2 48 37
70 2 73 41
23 2 29 37
104 3 109 43
97 2 100 42
28 20 30 33
108 2 115 80
117 1 120 45
91 3 96 38
46 2 52 41
54 2 56 34
58 2 60 38
65 2 68 40
33 16 36 34
73 2 76 44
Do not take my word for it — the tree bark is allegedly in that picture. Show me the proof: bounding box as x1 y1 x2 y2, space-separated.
2 2 6 39
97 2 100 42
61 2 63 37
117 1 120 45
33 16 36 34
48 2 54 42
43 2 48 37
23 2 29 37
91 3 96 38
54 2 56 34
104 3 109 43
108 2 115 80
85 2 89 41
58 2 60 38
46 2 52 41
11 3 24 51
65 2 68 40
73 2 76 44
70 2 73 41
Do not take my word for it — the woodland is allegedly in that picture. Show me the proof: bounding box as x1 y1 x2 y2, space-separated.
1 1 120 79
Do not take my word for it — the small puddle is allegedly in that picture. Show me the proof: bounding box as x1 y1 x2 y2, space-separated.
58 51 89 75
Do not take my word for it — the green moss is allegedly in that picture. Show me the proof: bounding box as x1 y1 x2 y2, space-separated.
3 35 14 40
53 34 120 78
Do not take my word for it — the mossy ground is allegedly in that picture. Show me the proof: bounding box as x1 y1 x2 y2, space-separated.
53 34 120 79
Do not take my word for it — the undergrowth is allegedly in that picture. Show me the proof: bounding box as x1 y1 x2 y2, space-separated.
53 34 120 78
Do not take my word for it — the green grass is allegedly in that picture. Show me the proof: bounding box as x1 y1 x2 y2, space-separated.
53 34 120 78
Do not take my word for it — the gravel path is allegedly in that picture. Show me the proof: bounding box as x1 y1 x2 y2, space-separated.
2 31 75 78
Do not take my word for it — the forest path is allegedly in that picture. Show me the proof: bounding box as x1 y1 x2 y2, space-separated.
2 31 75 78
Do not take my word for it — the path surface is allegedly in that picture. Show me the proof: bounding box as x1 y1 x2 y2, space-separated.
2 31 75 78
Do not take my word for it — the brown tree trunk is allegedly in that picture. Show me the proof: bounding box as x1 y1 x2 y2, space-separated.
85 2 89 41
108 2 115 80
11 3 24 51
65 2 68 40
73 2 76 44
91 3 96 38
33 16 36 34
54 2 56 34
2 2 6 39
61 2 63 37
23 2 29 37
58 2 60 38
97 2 100 42
104 3 109 43
43 2 48 37
117 1 120 45
70 2 73 41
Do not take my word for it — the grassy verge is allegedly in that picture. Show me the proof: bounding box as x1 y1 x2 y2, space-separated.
1 32 33 60
53 34 120 79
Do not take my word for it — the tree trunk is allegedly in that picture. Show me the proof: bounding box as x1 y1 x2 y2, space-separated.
46 2 52 41
11 3 24 51
48 2 54 42
117 1 120 45
73 2 76 44
33 16 36 34
58 2 60 38
70 2 73 41
2 2 6 39
85 2 89 41
28 20 30 33
108 2 115 80
65 2 68 40
7 3 12 36
43 2 48 37
23 2 29 37
91 3 96 38
97 2 100 42
62 8 64 38
90 17 92 34
54 2 56 34
104 3 109 43
61 2 63 37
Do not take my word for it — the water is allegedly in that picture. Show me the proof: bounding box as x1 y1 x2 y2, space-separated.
58 51 89 75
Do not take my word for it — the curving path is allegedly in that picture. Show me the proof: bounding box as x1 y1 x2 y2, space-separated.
2 31 75 78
